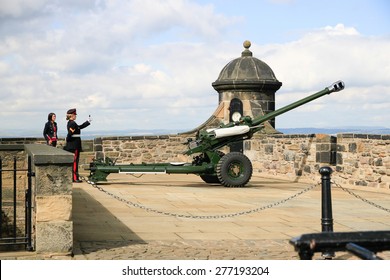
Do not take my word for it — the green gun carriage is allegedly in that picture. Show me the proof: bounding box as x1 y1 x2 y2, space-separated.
86 81 345 187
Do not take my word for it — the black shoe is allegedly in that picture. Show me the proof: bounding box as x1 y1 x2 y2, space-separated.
73 179 83 183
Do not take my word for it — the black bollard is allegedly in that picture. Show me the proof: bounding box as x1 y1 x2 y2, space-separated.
319 166 335 258
319 166 334 232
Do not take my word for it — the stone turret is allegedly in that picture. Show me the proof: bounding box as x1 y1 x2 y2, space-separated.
183 41 282 136
212 40 282 131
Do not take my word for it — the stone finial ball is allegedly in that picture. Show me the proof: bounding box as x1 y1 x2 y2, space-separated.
243 40 251 49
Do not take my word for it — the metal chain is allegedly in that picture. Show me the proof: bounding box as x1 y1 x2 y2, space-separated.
81 176 319 219
332 180 390 213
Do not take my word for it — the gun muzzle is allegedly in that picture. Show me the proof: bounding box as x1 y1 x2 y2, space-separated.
327 80 345 93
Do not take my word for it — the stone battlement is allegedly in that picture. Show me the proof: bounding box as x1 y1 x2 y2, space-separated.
1 132 389 189
90 132 390 189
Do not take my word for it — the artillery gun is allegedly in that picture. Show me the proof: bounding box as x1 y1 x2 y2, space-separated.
86 81 345 187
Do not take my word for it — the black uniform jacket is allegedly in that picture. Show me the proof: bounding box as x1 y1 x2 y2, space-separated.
64 120 90 152
43 121 58 143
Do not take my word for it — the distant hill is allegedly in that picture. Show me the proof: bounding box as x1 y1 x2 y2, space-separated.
277 127 390 135
82 129 184 139
83 127 390 138
82 126 390 137
1 126 389 139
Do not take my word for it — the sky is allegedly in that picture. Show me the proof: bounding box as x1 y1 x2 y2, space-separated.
0 0 389 137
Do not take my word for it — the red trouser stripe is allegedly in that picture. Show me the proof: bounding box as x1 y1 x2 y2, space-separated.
73 149 79 181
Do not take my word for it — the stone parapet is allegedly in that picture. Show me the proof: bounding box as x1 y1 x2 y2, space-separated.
245 133 389 189
24 144 74 253
94 132 389 189
335 134 390 188
245 133 320 183
96 134 194 164
2 132 389 193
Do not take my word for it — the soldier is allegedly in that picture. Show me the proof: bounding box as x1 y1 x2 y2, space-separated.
43 112 58 147
64 108 92 183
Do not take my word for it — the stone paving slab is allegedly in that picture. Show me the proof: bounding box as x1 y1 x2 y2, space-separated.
72 173 390 260
1 173 390 260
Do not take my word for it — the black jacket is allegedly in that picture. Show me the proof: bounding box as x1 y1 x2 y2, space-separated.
64 120 90 152
43 121 58 144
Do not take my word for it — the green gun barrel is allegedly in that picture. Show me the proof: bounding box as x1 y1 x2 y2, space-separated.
250 80 345 126
184 80 345 156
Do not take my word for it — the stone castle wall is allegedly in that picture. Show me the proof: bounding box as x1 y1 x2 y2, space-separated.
95 133 390 189
2 133 389 189
244 133 390 189
93 135 193 164
335 134 390 188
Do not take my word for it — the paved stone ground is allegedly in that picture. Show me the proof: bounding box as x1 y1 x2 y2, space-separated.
73 239 390 260
73 239 298 260
1 173 390 260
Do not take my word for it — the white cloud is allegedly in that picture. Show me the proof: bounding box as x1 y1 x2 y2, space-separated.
0 1 389 136
249 24 390 129
259 24 390 128
323 24 359 36
0 60 9 74
0 0 49 17
263 24 390 90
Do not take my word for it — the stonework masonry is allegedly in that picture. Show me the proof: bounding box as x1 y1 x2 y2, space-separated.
336 134 390 188
93 135 192 164
26 144 74 253
1 133 389 191
93 132 390 189
245 133 390 189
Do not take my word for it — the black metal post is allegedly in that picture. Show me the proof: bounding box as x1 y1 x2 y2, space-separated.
319 166 335 258
26 156 33 251
319 166 334 232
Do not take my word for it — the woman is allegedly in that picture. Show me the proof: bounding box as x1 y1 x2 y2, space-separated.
43 112 58 147
64 108 91 183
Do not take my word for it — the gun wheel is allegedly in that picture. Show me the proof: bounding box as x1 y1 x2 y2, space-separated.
216 152 252 188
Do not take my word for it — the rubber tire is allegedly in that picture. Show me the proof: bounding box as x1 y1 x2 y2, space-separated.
200 174 221 184
216 152 252 188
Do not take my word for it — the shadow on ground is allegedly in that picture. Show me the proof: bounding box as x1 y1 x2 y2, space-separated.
72 187 146 255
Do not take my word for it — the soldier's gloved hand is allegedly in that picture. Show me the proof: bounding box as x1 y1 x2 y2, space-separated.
88 115 93 123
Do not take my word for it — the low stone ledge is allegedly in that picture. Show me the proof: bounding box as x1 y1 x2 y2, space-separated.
23 143 74 254
338 133 390 140
24 144 73 165
0 144 24 151
266 134 316 139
